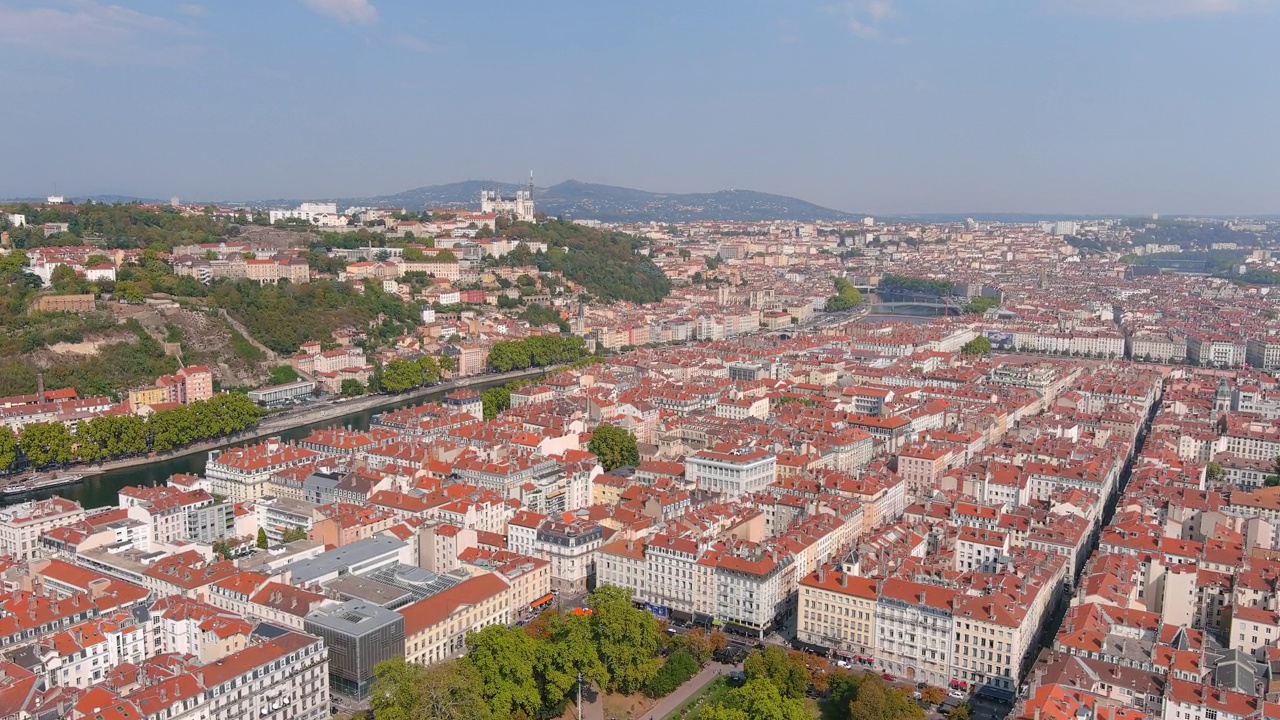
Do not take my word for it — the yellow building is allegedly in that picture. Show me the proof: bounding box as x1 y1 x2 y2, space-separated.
400 573 510 666
128 386 170 411
592 473 630 507
797 566 878 659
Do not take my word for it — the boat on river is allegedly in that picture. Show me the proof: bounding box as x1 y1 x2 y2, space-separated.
2 472 86 497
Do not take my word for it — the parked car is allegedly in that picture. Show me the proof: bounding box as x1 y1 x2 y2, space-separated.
836 659 850 669
949 689 967 700
882 673 895 681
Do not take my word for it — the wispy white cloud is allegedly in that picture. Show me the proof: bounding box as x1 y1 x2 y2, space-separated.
300 0 377 24
395 34 434 53
177 3 208 17
0 1 199 64
1052 0 1276 19
824 0 896 39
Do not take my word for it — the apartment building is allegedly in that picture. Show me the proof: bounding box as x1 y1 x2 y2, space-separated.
797 566 878 659
534 516 604 594
1185 334 1246 367
172 629 329 720
400 573 510 666
950 592 1029 697
686 448 777 499
955 527 1011 573
206 438 319 502
39 611 148 689
161 366 215 404
711 548 793 637
875 578 957 688
0 497 85 560
1246 337 1280 370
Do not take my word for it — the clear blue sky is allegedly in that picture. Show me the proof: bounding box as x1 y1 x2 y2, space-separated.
2 0 1278 215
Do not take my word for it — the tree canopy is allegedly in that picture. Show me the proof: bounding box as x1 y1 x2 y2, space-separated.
366 585 709 720
588 423 639 472
371 658 491 720
499 219 671 304
7 392 262 471
210 278 420 355
964 296 999 314
827 277 863 312
487 335 589 372
877 274 954 300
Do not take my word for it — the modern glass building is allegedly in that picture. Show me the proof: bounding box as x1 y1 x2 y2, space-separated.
304 599 404 699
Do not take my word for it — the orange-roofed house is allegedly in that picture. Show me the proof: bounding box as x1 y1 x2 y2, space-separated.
798 565 878 658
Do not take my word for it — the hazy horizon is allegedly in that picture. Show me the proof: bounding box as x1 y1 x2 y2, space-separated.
2 0 1278 216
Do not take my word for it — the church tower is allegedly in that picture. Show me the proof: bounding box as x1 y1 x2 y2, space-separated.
1214 377 1232 418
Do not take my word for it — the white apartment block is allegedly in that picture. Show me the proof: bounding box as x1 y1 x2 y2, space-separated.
41 611 147 689
205 438 319 502
1128 334 1187 363
687 448 776 500
0 497 85 560
875 579 956 688
1186 335 1246 367
715 556 790 637
186 630 329 720
269 202 341 226
954 527 1010 573
1246 337 1280 370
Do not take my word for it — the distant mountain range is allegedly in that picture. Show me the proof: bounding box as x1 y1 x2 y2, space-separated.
6 181 860 222
9 185 1274 223
333 179 863 223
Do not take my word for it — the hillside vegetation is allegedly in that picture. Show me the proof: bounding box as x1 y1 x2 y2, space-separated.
208 278 423 355
501 218 671 304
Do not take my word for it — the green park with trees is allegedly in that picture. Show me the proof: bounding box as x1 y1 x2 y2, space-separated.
370 586 723 720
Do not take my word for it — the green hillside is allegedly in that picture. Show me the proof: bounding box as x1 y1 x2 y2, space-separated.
500 218 671 304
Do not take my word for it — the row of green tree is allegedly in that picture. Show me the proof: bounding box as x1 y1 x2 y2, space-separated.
370 586 726 720
487 335 591 372
826 277 863 311
380 354 457 394
876 274 955 299
0 393 262 471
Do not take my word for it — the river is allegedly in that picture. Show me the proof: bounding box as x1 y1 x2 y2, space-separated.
22 309 945 509
863 303 947 324
10 376 515 509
